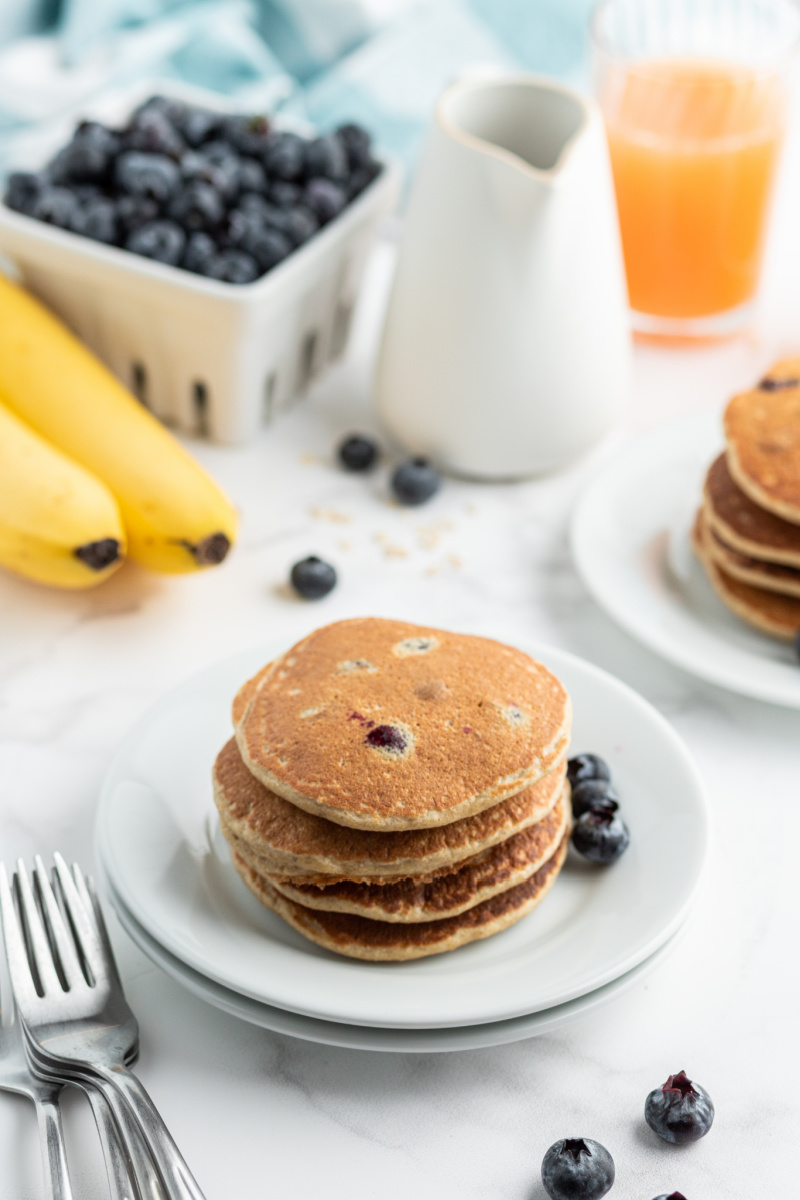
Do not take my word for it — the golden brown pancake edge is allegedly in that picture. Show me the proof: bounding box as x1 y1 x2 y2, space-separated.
233 617 572 831
232 834 569 962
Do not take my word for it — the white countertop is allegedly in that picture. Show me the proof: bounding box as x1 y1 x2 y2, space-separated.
3 127 800 1197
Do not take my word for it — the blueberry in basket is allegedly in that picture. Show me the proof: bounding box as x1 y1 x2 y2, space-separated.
3 98 383 284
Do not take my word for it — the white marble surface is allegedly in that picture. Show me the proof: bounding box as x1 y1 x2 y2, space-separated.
3 119 800 1199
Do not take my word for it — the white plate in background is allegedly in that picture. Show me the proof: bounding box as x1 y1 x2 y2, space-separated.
571 408 800 708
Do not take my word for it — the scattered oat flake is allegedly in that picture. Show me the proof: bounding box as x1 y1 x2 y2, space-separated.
416 520 454 551
338 539 352 552
310 506 351 524
448 554 463 569
373 532 408 558
300 453 321 465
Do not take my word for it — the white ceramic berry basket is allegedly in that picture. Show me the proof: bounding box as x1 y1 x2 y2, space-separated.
0 82 401 444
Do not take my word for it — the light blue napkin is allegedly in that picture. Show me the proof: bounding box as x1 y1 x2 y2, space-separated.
0 0 592 175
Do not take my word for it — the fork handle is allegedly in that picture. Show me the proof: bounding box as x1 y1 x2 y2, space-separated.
34 1091 74 1200
80 1081 144 1200
96 1065 206 1200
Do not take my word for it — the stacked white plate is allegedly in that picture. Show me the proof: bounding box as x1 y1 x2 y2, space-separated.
96 636 708 1053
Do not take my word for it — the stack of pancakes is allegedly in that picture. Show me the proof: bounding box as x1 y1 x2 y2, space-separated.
214 618 572 961
693 357 800 640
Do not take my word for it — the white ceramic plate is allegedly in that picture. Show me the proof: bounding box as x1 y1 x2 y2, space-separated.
571 408 800 708
102 870 689 1053
96 636 707 1029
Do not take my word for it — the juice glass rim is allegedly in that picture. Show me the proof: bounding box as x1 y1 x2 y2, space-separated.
590 0 800 75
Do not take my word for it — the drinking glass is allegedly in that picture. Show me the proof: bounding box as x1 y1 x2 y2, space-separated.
592 0 800 339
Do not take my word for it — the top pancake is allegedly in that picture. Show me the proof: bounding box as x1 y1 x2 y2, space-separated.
724 359 800 524
703 453 800 568
234 618 571 831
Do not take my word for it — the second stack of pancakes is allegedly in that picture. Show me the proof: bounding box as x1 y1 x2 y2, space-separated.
214 618 572 961
693 357 800 640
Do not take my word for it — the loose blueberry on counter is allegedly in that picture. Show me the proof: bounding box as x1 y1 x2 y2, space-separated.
571 802 629 864
541 1138 615 1200
290 556 337 599
126 220 186 266
652 1193 688 1199
567 753 611 787
571 779 619 819
338 434 379 472
645 1071 714 1145
391 458 442 506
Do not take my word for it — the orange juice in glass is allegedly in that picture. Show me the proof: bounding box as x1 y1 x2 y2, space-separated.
592 0 800 338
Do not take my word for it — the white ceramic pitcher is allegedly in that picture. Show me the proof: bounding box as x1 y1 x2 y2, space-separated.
374 75 631 479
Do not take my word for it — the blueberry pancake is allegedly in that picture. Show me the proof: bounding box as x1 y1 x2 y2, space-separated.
692 509 800 640
703 521 800 599
255 787 568 923
234 618 571 831
232 834 569 961
703 453 800 568
724 359 800 524
214 736 566 880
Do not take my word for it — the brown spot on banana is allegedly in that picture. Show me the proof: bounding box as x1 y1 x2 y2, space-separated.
74 539 122 571
180 532 231 566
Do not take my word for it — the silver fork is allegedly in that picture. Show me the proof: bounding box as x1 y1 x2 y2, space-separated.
0 922 74 1200
0 856 206 1200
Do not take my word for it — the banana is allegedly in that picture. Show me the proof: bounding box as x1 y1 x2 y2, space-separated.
0 274 237 574
0 399 125 589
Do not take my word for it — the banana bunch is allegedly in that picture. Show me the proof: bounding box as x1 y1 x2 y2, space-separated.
0 274 237 588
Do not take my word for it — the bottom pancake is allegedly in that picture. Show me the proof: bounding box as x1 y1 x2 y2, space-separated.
260 786 568 923
232 835 569 961
693 510 800 640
